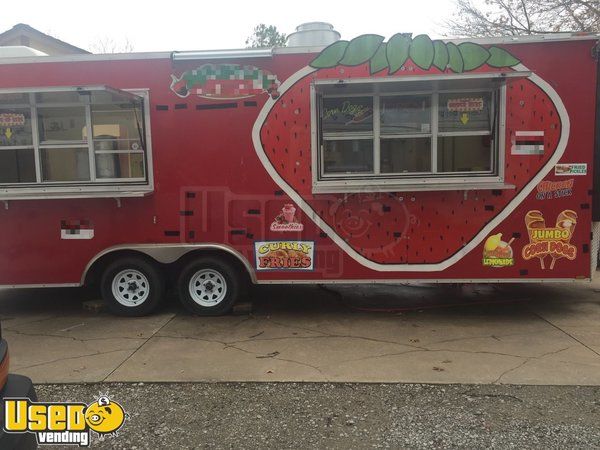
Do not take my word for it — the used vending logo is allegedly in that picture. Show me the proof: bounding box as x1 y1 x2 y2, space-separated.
270 204 304 232
3 395 126 447
522 210 578 270
535 179 574 200
482 233 515 267
255 241 314 270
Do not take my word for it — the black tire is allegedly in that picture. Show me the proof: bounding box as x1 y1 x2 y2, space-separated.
100 257 165 316
177 257 242 315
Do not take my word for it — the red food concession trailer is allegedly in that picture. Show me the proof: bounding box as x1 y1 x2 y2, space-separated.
0 24 598 316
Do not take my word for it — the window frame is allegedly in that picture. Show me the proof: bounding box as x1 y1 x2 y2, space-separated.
0 86 154 200
311 76 510 193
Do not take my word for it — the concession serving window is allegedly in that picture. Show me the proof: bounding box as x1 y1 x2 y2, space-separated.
310 72 529 193
0 85 153 199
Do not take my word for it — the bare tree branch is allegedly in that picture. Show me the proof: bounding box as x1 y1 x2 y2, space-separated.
90 37 134 54
444 0 600 36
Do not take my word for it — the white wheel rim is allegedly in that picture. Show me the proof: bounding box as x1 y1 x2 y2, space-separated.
189 269 227 307
111 269 150 307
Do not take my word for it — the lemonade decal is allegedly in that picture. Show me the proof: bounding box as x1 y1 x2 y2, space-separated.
482 233 515 267
3 395 126 446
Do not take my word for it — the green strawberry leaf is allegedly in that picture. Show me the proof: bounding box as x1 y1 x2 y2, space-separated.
409 34 434 70
339 34 384 66
447 42 464 73
387 34 411 73
458 42 490 71
432 40 449 71
309 40 349 68
369 42 388 74
487 46 520 67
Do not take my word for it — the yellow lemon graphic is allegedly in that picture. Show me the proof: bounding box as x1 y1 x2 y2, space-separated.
484 233 502 252
84 396 125 434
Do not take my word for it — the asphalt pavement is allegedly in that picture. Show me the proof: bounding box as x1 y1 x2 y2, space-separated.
36 382 600 449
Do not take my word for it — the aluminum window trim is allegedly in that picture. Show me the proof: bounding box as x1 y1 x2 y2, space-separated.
38 143 88 148
380 133 432 138
437 130 492 136
0 146 34 150
312 78 505 190
315 174 503 185
0 85 142 101
94 149 145 154
322 134 374 140
0 87 154 199
313 71 531 87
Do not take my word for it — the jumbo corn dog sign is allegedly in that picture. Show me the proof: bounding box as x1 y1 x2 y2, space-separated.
522 210 578 270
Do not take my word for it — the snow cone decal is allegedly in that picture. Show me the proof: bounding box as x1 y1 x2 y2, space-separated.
252 33 570 272
271 203 304 232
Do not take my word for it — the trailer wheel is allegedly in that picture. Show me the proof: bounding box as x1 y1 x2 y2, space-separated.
177 257 240 315
100 257 165 316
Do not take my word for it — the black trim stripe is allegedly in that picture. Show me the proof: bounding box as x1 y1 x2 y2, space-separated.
164 230 180 237
196 103 238 110
156 105 169 111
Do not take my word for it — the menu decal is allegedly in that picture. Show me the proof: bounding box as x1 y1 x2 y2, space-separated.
270 204 304 232
482 233 515 267
555 163 587 176
0 113 25 127
522 210 577 270
255 241 315 271
535 179 574 200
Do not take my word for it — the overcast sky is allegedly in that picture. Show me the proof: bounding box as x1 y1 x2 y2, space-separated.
0 0 457 53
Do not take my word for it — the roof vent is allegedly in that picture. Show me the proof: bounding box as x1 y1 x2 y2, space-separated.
0 46 47 58
286 22 340 47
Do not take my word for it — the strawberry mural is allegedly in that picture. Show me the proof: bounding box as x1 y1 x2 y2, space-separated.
253 34 569 272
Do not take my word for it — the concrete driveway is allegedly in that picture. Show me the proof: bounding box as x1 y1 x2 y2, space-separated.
1 281 600 385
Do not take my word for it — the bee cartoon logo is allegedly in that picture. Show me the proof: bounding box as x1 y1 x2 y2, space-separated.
3 395 126 446
84 396 126 435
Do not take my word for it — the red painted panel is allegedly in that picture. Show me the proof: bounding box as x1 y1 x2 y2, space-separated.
0 39 596 285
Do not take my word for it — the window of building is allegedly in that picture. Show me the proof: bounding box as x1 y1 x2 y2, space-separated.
312 74 516 193
0 86 152 198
